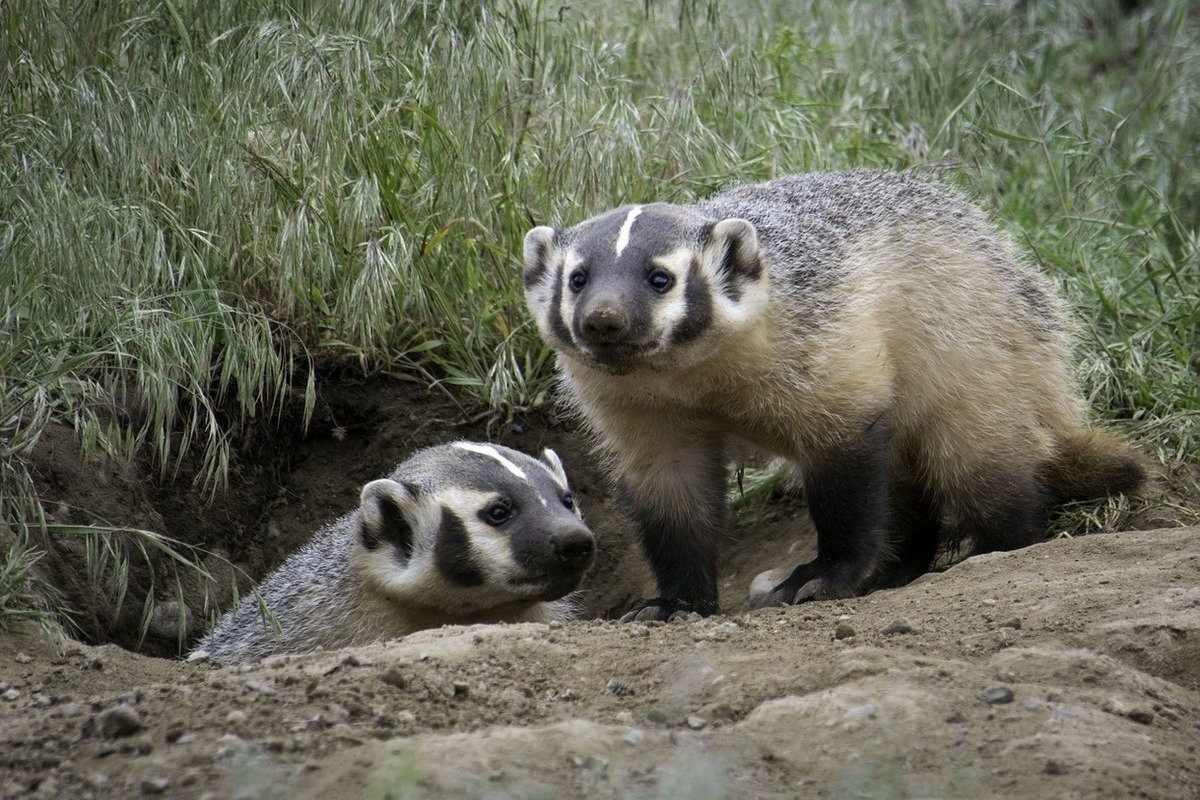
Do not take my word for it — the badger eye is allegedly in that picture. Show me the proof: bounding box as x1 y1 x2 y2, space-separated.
568 270 588 293
483 501 512 525
647 269 674 293
561 491 575 510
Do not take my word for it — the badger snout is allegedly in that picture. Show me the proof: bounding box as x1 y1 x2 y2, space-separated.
511 521 595 600
578 301 630 343
551 526 595 568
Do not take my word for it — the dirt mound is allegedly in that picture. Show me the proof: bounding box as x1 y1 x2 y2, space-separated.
2 526 1198 798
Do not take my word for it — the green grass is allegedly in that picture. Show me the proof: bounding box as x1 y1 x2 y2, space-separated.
2 0 1197 637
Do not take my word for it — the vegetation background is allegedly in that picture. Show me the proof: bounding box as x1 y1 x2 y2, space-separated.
2 0 1197 642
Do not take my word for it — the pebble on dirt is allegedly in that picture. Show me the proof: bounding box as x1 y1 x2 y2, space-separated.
880 619 914 636
985 686 1015 705
88 703 145 739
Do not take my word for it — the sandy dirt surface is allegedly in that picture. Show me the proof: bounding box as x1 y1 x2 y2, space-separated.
2 526 1199 798
7 376 1199 798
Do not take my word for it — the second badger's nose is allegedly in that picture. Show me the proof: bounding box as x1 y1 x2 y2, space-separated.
551 527 595 567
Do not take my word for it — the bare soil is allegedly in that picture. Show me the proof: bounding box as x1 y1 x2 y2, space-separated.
4 376 1198 798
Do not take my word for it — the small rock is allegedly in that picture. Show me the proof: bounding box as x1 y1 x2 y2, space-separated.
1044 759 1068 775
686 715 708 730
244 679 276 695
880 619 913 636
623 728 645 746
2 688 19 701
985 686 1015 705
14 652 33 664
215 733 253 759
708 621 740 640
85 772 110 789
834 622 856 640
226 709 248 726
998 617 1022 630
141 777 170 794
380 666 408 689
606 679 635 697
1102 697 1155 725
92 703 145 739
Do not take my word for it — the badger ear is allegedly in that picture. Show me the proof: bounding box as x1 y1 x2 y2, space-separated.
359 479 419 561
523 226 559 289
539 447 569 487
705 218 761 282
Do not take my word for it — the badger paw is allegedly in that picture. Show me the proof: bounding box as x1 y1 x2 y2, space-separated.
748 563 859 609
619 597 717 623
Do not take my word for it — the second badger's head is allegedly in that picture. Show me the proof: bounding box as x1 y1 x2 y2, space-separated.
353 442 595 617
523 203 770 375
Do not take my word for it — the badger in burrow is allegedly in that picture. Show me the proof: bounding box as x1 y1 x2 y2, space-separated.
192 442 595 661
522 170 1145 622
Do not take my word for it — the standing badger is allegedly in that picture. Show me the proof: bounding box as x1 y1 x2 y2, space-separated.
193 442 595 661
522 171 1144 621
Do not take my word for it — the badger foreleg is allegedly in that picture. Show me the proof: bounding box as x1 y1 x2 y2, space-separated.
617 439 728 622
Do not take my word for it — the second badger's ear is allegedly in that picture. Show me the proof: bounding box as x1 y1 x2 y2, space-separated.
523 226 560 290
359 479 421 561
538 447 569 487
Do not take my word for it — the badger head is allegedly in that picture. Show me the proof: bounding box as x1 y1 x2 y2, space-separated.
354 442 595 617
523 203 770 375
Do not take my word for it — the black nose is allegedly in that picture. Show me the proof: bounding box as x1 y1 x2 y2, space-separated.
580 304 629 342
552 528 595 566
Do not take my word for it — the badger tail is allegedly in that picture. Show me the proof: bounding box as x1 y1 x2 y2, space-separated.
1041 428 1148 503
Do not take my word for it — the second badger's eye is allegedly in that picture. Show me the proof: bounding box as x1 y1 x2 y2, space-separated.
483 501 512 525
568 270 588 292
648 269 674 293
562 491 575 510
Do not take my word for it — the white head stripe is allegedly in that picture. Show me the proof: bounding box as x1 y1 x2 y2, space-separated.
453 442 527 479
615 206 643 257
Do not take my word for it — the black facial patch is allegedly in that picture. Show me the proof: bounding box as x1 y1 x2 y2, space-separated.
547 264 574 347
359 485 416 561
433 508 485 586
670 261 714 346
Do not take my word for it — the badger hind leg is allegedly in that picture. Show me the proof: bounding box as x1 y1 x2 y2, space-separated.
751 410 894 607
955 428 1146 556
867 477 943 589
956 470 1052 554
